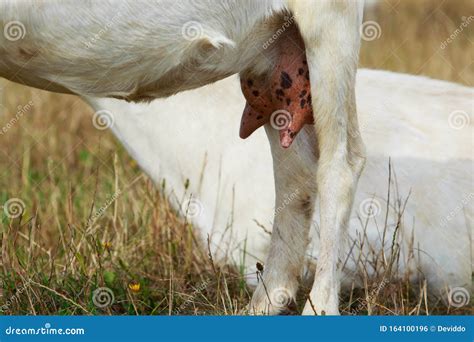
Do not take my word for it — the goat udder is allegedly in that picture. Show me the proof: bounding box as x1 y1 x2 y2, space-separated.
239 26 314 148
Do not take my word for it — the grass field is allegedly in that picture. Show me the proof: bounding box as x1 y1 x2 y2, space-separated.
0 0 473 315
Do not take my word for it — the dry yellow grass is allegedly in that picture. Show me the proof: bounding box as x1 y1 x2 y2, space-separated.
361 0 473 86
0 0 472 315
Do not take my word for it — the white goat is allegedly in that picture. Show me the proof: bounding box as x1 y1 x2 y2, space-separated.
86 70 473 310
2 0 373 314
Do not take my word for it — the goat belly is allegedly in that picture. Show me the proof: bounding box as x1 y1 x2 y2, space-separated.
239 28 314 148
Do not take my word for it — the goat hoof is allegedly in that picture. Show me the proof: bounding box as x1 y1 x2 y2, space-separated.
249 286 297 315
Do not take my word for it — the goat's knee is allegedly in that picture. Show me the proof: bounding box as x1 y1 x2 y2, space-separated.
348 132 367 180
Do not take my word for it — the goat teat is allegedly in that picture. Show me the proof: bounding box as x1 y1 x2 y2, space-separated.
239 26 314 148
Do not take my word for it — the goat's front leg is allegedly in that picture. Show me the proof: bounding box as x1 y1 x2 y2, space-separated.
250 126 317 315
288 0 366 315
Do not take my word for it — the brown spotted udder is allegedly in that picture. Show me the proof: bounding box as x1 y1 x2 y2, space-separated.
239 26 314 148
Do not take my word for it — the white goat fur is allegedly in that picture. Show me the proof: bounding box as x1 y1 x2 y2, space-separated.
87 70 473 300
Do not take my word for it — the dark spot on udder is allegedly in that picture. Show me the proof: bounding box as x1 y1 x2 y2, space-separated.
256 115 263 120
289 131 296 138
298 68 304 76
275 89 285 97
280 72 292 89
299 90 307 98
300 99 306 108
247 79 253 87
252 90 259 97
286 98 291 106
303 60 307 65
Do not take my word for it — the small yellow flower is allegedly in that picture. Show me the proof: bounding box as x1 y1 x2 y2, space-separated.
128 281 140 293
102 241 112 250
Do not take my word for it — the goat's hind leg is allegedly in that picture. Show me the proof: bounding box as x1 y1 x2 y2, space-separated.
249 126 317 315
288 0 366 315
